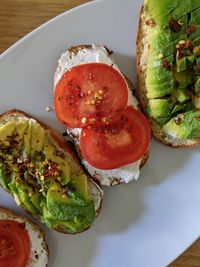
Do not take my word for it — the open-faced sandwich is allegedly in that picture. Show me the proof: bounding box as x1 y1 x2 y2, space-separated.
0 206 48 267
0 110 103 234
137 0 200 147
54 45 151 186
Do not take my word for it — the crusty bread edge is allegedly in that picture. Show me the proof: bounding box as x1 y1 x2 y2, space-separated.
0 205 48 267
136 6 200 148
0 109 103 234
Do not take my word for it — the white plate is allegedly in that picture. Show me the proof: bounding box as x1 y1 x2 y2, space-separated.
0 0 200 266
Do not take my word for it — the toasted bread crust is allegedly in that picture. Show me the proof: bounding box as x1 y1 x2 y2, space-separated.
0 109 103 234
136 7 200 147
0 206 48 266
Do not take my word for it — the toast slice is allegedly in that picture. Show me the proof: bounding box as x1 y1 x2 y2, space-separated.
0 110 103 234
0 206 48 266
54 44 149 186
136 5 200 147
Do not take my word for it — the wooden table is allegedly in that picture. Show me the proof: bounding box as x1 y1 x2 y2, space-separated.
0 0 200 266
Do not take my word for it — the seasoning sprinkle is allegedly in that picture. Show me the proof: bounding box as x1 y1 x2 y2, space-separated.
179 40 186 45
81 117 87 124
158 53 164 59
195 116 200 121
98 89 104 95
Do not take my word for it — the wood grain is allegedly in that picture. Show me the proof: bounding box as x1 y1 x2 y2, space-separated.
0 0 199 266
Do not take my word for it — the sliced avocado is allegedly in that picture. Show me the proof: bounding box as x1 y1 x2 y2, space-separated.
0 115 96 234
154 117 171 125
0 164 9 190
16 182 40 213
70 173 90 202
46 188 95 229
23 119 32 156
146 81 174 98
146 99 172 118
144 0 176 27
173 89 190 103
163 110 200 139
150 30 175 57
194 96 200 109
195 79 200 93
30 120 45 155
176 57 187 73
146 54 174 98
0 121 16 142
187 55 195 64
171 102 193 115
42 217 81 234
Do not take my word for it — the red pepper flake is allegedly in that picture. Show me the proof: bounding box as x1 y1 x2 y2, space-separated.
145 18 156 27
195 116 200 121
186 24 196 35
162 59 172 71
192 95 195 103
169 19 181 32
185 40 192 49
176 50 183 60
174 117 181 125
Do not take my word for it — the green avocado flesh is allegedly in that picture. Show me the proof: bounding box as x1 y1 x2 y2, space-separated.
0 117 95 233
144 0 200 140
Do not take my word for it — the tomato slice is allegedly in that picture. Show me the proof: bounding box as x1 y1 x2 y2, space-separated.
0 220 30 267
80 106 151 170
54 63 128 128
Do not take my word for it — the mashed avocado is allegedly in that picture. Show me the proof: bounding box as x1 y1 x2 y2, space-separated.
0 116 95 233
144 0 200 139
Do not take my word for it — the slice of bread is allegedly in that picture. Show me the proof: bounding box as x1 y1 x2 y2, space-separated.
53 44 149 186
0 109 103 234
0 205 48 267
136 6 200 147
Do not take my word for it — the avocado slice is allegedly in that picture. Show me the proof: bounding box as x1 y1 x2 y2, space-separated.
70 173 90 202
23 119 32 156
194 96 200 109
172 89 190 103
163 110 200 139
30 120 45 155
15 181 40 213
146 99 172 118
0 164 9 190
46 188 95 231
176 57 187 73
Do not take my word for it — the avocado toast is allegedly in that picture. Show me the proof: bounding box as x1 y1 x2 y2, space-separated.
137 0 200 147
0 110 103 234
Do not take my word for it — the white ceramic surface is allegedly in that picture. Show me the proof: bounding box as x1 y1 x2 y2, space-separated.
0 0 200 266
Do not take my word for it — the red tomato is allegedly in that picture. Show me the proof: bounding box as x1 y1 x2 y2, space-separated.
0 220 30 267
80 106 151 170
54 63 128 128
